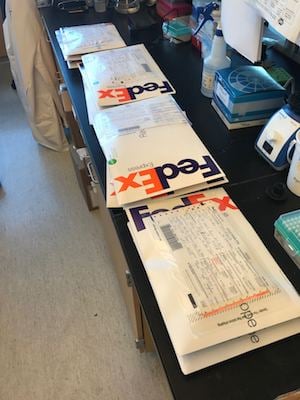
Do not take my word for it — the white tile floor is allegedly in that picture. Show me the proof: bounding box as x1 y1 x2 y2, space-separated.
0 59 172 400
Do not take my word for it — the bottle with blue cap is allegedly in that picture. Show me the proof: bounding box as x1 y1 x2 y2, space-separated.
201 23 231 98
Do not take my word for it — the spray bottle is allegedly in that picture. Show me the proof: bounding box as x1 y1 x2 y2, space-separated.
201 23 231 98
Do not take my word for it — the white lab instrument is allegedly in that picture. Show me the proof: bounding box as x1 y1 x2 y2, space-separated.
255 93 300 170
287 130 300 196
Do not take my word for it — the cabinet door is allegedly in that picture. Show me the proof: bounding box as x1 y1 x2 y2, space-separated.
59 84 85 149
98 187 154 352
69 145 99 211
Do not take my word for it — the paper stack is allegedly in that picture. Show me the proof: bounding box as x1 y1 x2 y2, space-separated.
92 95 227 207
126 187 300 374
81 44 175 107
55 23 126 69
63 23 300 376
79 44 176 125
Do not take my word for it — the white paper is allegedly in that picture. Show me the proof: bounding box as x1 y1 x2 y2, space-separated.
129 191 300 357
55 29 69 61
221 0 264 63
81 44 175 107
79 64 103 125
94 96 187 140
177 318 300 374
107 175 228 208
93 96 226 206
106 168 121 208
66 59 81 69
57 23 126 57
125 187 234 231
246 0 300 44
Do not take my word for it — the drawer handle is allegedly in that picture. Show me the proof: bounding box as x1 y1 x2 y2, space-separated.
86 161 99 184
135 338 145 351
125 270 133 287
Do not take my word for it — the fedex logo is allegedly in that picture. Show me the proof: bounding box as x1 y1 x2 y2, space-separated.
129 192 238 231
98 81 173 104
114 156 221 199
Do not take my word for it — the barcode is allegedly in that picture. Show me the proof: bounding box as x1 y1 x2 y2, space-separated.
118 126 140 135
160 224 183 251
141 63 151 73
188 293 197 308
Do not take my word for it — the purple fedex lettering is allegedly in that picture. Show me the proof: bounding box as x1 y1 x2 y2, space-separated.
127 81 173 100
129 192 201 231
129 206 168 232
143 82 159 92
129 206 152 232
199 155 221 178
129 203 188 232
155 163 178 189
178 158 199 174
127 84 158 100
156 159 199 190
157 81 174 94
129 192 237 231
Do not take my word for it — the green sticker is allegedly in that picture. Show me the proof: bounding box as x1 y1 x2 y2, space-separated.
108 159 117 165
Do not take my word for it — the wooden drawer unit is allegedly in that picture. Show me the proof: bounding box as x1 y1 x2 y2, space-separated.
61 86 154 351
52 47 155 352
97 186 154 352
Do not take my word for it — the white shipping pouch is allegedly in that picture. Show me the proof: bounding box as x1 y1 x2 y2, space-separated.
57 23 126 57
93 96 226 206
129 190 300 357
82 44 176 107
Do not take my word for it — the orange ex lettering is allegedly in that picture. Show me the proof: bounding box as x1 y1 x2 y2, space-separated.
208 196 237 211
114 169 164 194
98 88 132 102
98 89 115 99
188 195 237 211
114 172 141 192
139 168 164 195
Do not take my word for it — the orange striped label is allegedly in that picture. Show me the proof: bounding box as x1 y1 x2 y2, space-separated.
202 290 271 318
